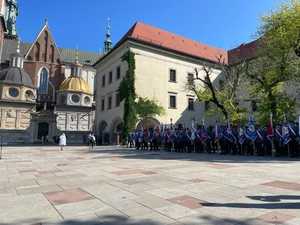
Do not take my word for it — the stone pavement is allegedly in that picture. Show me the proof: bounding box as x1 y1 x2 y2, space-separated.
0 146 299 225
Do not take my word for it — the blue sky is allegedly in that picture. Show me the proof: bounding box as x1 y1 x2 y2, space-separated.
18 0 286 53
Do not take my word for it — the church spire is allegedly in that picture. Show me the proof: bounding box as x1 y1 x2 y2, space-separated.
5 0 19 38
103 18 112 54
71 47 82 77
10 38 24 68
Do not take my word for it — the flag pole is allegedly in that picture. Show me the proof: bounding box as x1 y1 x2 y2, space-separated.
270 113 276 157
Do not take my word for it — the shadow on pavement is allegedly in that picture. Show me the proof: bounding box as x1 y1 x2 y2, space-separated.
247 195 300 202
202 195 300 209
84 147 300 164
0 215 266 225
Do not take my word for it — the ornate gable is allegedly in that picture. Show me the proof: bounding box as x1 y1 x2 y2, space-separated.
25 23 61 64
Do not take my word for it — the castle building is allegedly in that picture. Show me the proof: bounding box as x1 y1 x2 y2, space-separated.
0 41 36 143
94 22 227 144
0 0 101 144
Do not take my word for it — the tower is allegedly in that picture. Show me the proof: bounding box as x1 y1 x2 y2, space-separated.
103 18 112 54
5 0 18 38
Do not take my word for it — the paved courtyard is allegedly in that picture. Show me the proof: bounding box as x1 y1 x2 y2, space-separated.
0 146 299 225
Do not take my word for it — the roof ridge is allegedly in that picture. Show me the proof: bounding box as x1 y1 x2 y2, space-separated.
59 47 101 56
135 21 226 52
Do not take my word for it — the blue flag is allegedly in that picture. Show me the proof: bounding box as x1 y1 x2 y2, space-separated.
238 127 246 145
223 122 236 143
282 124 291 145
245 115 257 141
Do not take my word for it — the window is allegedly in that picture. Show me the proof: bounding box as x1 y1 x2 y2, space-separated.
35 43 40 61
169 95 177 109
115 92 120 107
204 101 210 111
188 98 194 111
109 71 113 84
25 90 34 100
84 96 91 104
219 80 224 90
169 69 176 82
38 68 49 94
101 99 105 111
71 94 80 103
187 73 194 85
108 96 112 110
9 87 19 98
102 75 106 87
50 45 55 63
251 100 257 112
44 31 48 62
116 66 121 80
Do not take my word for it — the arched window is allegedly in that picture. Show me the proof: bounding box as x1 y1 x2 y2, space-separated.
50 45 55 63
35 43 40 61
44 31 48 62
38 68 49 94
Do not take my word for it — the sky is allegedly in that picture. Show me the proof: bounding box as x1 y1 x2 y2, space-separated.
18 0 286 53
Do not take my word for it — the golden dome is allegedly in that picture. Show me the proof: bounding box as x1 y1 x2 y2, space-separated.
59 77 92 95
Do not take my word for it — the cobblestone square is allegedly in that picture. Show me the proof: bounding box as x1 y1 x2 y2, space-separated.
0 146 299 225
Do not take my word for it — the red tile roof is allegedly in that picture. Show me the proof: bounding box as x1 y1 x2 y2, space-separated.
228 40 259 65
125 22 228 64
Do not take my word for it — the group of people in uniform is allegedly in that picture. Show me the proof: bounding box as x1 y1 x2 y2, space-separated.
128 118 300 157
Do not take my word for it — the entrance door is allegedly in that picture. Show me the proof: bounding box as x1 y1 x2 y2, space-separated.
37 122 49 140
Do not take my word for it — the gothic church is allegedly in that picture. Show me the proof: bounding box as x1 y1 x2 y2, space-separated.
0 0 105 144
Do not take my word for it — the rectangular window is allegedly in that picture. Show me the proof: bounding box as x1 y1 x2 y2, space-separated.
187 73 194 85
188 98 194 111
109 71 113 84
102 75 106 87
219 80 224 90
115 92 120 107
169 69 176 82
108 96 112 110
169 95 177 109
101 99 105 111
116 66 121 80
204 101 210 111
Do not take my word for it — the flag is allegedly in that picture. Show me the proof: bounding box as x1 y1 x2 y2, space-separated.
214 123 219 140
223 121 236 143
299 115 300 136
282 124 291 145
245 115 257 141
267 113 274 141
288 124 296 137
200 127 209 141
238 127 246 145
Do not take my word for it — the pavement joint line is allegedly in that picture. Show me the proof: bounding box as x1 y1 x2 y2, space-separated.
41 192 65 221
80 186 129 218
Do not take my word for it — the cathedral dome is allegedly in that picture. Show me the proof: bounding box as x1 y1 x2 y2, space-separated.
0 67 34 88
59 77 92 95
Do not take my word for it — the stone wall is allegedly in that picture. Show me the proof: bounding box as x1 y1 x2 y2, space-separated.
56 110 94 132
0 106 32 129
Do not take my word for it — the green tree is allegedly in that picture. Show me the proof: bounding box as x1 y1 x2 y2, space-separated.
245 0 300 124
119 51 137 138
135 97 165 121
119 51 164 138
188 56 247 125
